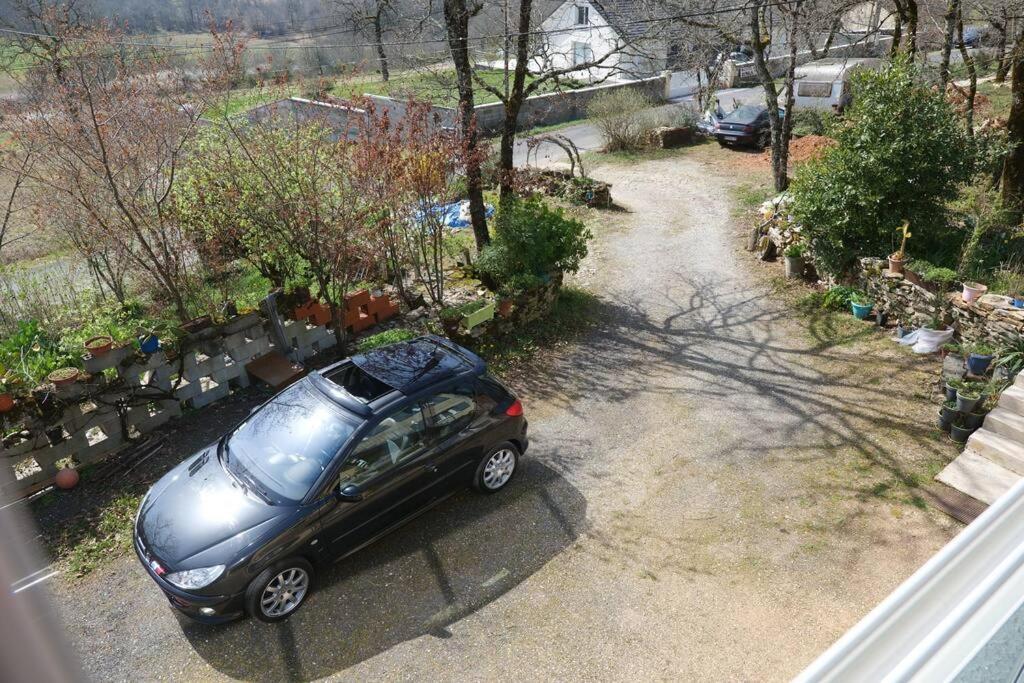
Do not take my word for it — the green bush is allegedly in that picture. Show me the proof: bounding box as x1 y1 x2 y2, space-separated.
955 187 1024 281
791 57 986 276
791 109 827 137
822 285 857 310
356 328 417 352
477 197 592 294
907 259 958 290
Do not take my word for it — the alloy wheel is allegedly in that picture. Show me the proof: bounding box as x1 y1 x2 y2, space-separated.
482 448 516 490
260 567 309 618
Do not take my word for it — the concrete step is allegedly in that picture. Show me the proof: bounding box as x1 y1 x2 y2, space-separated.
998 385 1024 414
966 429 1024 477
1015 372 1024 391
936 449 1021 505
985 407 1024 444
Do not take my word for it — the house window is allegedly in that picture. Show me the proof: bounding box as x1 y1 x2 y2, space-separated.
572 41 591 66
575 5 589 25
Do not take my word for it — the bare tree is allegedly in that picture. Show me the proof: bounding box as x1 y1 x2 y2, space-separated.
0 135 37 264
8 19 211 322
334 0 399 81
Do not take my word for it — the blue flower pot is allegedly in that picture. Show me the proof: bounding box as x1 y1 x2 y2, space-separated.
967 353 993 375
138 334 160 354
851 301 872 319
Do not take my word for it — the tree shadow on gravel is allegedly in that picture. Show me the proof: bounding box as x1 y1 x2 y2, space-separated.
180 459 586 682
512 271 950 495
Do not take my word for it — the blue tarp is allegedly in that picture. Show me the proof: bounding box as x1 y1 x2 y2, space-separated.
420 200 495 229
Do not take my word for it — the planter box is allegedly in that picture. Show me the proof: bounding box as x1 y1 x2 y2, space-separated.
463 303 496 330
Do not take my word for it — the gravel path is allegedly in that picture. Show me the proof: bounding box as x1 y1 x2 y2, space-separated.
50 147 960 682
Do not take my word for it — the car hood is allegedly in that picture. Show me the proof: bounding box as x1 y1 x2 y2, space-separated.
137 446 290 567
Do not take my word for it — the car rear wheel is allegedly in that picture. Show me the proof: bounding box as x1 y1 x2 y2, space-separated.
473 442 519 494
245 558 314 623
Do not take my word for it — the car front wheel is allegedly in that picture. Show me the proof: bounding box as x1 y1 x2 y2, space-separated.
473 442 519 494
245 558 314 623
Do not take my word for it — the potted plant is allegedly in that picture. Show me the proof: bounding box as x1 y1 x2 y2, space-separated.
0 369 19 413
137 326 161 355
84 335 114 357
950 417 974 444
962 281 988 303
783 242 806 279
875 309 888 327
955 380 985 413
47 367 80 388
850 291 873 320
964 407 988 430
889 220 910 274
943 377 961 402
938 399 958 432
964 341 996 376
941 341 962 359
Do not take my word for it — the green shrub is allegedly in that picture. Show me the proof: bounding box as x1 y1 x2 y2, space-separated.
477 197 591 294
955 187 1024 281
356 328 417 352
907 259 958 290
0 320 77 385
791 57 986 276
822 285 857 310
791 109 827 137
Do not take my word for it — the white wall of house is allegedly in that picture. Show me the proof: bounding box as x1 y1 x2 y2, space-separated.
537 1 632 82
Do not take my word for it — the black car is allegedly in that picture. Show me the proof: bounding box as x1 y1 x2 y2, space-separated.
714 105 784 149
134 335 528 623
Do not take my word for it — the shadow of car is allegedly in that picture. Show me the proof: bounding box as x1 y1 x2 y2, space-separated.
179 457 586 681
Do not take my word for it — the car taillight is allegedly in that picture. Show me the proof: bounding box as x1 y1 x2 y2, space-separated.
505 399 523 416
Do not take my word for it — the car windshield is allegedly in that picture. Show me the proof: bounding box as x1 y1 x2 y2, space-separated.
724 105 763 123
225 381 357 502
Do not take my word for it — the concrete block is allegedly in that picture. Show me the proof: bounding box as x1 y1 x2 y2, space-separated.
191 377 229 409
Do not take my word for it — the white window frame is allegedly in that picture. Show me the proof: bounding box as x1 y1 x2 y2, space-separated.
575 5 589 26
572 41 591 66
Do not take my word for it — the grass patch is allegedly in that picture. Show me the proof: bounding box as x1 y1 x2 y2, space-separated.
977 79 1012 119
476 286 599 375
356 327 417 352
331 68 580 107
732 182 775 215
47 491 143 578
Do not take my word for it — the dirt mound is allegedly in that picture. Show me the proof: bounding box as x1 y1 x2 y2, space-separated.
762 134 836 165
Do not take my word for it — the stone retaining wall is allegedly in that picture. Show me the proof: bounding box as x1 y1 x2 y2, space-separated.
859 257 1024 347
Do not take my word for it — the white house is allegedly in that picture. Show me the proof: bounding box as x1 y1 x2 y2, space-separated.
535 0 670 82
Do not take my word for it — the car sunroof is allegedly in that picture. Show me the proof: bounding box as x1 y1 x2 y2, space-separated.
321 362 393 402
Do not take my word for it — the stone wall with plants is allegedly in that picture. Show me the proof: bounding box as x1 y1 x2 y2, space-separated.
859 257 1024 347
0 290 401 502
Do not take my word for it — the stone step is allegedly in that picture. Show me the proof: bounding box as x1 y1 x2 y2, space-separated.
936 449 1021 505
998 385 1024 414
985 407 1024 444
1015 372 1024 391
966 429 1024 477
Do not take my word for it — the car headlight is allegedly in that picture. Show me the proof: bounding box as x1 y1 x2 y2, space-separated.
164 565 225 590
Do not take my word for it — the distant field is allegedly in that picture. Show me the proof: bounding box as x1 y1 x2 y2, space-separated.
331 68 580 107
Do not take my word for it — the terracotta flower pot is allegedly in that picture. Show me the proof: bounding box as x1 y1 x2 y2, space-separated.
55 467 79 490
84 335 114 356
0 393 13 413
962 281 988 304
47 367 80 388
888 254 905 274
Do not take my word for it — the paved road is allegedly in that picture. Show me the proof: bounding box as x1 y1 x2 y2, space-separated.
49 150 958 681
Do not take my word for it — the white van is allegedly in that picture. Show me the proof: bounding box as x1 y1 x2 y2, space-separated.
788 57 882 111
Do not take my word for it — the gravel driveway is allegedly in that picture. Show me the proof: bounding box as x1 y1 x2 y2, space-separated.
49 146 960 681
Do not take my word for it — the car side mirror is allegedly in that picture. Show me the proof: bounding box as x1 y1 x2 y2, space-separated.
336 483 363 502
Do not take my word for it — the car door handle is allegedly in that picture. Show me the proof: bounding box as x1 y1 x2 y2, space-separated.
423 462 439 473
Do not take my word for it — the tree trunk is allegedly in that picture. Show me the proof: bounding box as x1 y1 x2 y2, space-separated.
939 0 959 88
890 12 903 58
1004 34 1024 219
956 10 977 135
749 1 798 192
443 0 489 252
995 15 1010 83
373 12 389 82
497 0 534 203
